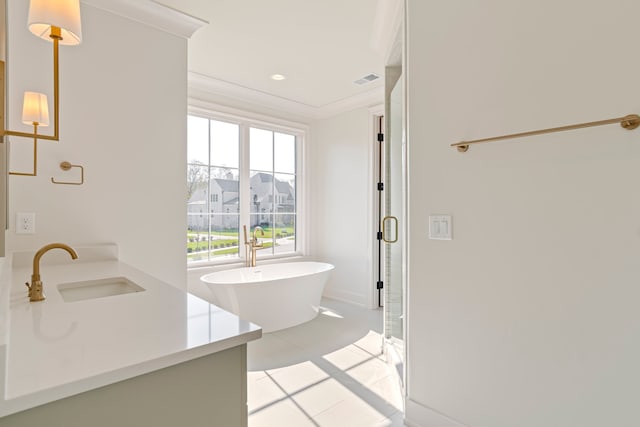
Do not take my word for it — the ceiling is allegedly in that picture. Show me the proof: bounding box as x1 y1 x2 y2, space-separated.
153 0 393 114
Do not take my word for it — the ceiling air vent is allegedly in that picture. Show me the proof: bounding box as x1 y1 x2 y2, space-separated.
354 73 380 86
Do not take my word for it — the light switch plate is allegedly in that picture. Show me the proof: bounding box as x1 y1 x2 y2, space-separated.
16 212 36 234
429 215 452 240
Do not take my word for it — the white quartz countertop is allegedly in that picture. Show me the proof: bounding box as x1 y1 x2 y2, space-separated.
0 246 262 417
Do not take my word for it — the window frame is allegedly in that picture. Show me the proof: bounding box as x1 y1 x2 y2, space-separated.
187 105 308 268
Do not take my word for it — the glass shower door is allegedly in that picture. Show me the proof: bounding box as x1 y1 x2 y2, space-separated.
383 69 405 357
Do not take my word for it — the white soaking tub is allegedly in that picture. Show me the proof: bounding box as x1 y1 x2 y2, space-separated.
200 262 334 333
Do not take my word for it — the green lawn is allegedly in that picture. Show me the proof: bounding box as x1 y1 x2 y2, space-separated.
187 238 238 252
186 227 291 261
246 227 294 239
187 241 275 261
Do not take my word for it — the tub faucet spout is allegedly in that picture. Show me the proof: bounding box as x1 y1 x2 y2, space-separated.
26 243 78 302
243 225 265 267
253 226 265 242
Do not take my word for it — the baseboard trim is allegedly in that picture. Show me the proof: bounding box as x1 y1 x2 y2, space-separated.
321 290 366 307
405 399 469 427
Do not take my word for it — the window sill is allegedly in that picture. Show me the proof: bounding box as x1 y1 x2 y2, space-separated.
187 252 306 272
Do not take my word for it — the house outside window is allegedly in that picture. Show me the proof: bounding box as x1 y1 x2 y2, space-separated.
187 112 303 264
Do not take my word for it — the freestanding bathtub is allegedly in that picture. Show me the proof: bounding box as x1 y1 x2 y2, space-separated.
200 262 334 333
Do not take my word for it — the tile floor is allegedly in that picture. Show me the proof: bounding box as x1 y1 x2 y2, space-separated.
247 298 405 427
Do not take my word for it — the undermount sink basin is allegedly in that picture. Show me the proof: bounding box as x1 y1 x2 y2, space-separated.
57 277 145 302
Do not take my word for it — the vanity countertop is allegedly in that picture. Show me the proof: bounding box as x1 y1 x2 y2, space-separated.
0 245 262 417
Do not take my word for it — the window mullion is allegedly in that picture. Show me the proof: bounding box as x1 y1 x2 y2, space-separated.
296 134 302 254
239 122 251 260
271 131 276 254
207 119 212 260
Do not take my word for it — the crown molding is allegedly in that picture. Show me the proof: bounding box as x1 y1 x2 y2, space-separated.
316 87 384 120
81 0 207 39
189 72 318 119
188 100 310 133
188 72 384 121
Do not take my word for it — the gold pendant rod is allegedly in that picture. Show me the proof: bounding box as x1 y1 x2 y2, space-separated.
4 130 57 140
452 114 640 153
51 27 60 141
1 27 61 142
9 123 38 176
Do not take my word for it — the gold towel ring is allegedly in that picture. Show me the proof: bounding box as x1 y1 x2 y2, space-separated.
51 161 84 185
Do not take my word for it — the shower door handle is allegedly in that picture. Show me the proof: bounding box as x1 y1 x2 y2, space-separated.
382 216 398 243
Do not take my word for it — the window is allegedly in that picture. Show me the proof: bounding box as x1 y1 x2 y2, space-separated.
187 113 302 264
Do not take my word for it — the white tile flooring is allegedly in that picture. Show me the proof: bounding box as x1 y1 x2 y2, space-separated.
247 298 405 427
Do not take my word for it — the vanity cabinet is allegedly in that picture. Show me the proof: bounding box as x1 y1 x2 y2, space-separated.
2 345 248 427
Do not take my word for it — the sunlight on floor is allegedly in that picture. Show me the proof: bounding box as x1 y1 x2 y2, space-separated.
319 308 344 319
247 299 405 427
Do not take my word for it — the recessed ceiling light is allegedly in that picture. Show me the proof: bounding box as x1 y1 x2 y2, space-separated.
271 74 286 81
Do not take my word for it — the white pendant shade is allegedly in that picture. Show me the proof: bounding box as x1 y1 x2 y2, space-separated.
22 92 50 126
28 0 82 45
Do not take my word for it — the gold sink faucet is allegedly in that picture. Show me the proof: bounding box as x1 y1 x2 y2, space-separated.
243 225 264 267
26 243 78 302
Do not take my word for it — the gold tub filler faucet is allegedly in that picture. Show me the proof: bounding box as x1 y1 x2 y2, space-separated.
25 243 78 302
243 225 264 267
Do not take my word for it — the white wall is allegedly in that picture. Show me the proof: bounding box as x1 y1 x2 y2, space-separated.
405 1 640 426
310 107 375 307
6 1 187 288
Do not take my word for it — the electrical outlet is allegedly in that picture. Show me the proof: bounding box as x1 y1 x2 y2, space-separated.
16 212 36 234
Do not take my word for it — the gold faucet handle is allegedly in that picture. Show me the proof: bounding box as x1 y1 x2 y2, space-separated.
25 281 45 301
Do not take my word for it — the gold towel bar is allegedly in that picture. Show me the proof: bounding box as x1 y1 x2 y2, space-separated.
452 114 640 152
